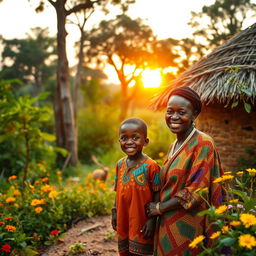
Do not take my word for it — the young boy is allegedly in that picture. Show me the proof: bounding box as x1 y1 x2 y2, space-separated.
112 118 160 256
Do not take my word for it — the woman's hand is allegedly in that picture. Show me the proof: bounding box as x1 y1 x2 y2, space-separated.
140 218 156 239
145 202 160 217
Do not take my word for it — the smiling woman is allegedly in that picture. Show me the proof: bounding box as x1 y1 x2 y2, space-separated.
141 69 162 88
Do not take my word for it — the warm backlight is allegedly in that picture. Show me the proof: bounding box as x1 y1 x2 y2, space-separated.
141 69 162 88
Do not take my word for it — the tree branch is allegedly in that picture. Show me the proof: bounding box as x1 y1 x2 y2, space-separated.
66 1 95 16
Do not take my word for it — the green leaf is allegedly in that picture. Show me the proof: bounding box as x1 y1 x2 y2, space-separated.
219 237 236 246
20 247 39 256
231 189 248 202
241 88 252 96
244 102 251 113
40 132 56 142
231 101 238 108
54 146 68 157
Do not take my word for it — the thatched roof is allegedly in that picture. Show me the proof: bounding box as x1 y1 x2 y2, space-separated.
152 22 256 110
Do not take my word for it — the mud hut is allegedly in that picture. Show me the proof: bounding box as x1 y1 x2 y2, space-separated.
152 23 256 171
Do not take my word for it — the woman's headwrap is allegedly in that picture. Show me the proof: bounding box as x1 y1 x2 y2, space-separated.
169 86 202 115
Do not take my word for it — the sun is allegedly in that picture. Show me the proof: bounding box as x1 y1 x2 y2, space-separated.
141 69 162 88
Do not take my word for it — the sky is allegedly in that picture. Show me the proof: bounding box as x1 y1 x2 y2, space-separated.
0 0 215 62
0 0 255 83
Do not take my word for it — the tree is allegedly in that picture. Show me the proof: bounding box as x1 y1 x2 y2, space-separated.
31 0 134 166
189 0 256 50
0 27 56 97
86 14 157 119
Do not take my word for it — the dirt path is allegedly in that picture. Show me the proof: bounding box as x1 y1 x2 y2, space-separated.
40 215 118 256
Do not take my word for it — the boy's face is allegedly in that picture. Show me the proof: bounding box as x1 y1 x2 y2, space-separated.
119 123 149 157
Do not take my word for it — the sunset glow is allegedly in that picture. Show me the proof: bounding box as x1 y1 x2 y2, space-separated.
141 69 162 88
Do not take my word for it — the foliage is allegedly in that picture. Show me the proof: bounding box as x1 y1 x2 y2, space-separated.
67 242 86 256
77 105 119 162
189 168 256 255
0 81 57 185
0 27 57 97
189 0 256 50
224 66 253 113
0 169 115 255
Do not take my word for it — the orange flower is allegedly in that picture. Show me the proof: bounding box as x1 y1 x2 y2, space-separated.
57 171 62 175
158 152 165 158
35 207 43 214
5 225 16 232
230 221 241 226
0 203 4 207
13 190 21 196
31 199 46 206
41 185 52 193
5 197 16 203
8 175 17 181
4 216 13 221
41 177 49 182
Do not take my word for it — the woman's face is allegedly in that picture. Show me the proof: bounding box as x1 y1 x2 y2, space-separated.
165 95 196 135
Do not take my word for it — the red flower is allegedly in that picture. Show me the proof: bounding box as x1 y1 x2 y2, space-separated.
1 244 11 253
50 229 59 236
0 221 4 226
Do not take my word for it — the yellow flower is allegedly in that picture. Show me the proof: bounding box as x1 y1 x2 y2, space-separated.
221 225 229 233
189 235 205 248
158 152 165 158
215 205 228 214
210 231 221 239
221 175 234 181
48 191 58 199
238 234 256 250
230 221 241 227
236 171 243 176
229 199 239 203
246 168 256 174
35 207 43 214
213 177 223 183
5 197 16 203
224 171 232 174
8 175 17 181
240 213 256 228
13 190 21 196
41 185 52 193
5 225 16 232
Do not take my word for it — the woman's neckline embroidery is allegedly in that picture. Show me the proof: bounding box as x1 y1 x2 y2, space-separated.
168 128 197 160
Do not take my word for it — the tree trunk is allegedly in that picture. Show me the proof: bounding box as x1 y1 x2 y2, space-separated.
73 27 85 121
119 81 129 121
54 1 78 165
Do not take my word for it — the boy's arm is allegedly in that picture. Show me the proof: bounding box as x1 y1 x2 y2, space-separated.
141 191 159 239
111 199 117 231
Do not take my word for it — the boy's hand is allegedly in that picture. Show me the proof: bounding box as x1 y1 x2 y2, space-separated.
145 202 159 217
111 208 117 231
140 218 156 239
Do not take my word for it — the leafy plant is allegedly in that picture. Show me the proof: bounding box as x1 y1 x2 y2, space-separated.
67 243 86 256
189 168 256 255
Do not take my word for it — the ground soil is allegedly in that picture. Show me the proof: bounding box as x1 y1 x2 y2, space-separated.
40 215 118 256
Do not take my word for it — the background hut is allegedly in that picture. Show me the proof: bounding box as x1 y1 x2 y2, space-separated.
152 23 256 171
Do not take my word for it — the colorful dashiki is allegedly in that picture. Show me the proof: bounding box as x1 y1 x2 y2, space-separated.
115 156 161 256
154 131 224 256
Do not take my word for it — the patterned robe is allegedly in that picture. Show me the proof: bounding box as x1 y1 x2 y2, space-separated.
115 156 161 255
154 131 224 256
